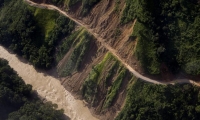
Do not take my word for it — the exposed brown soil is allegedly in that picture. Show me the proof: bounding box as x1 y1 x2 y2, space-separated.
25 0 133 119
61 39 103 94
31 0 138 71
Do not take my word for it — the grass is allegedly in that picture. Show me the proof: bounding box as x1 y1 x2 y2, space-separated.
95 53 113 75
81 52 117 103
34 8 59 39
81 52 128 108
105 61 119 86
58 28 92 76
103 67 126 108
56 29 82 63
84 52 114 83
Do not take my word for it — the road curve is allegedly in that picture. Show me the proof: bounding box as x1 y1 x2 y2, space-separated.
24 0 200 86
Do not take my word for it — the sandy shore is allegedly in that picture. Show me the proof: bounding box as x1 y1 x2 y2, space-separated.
0 46 98 120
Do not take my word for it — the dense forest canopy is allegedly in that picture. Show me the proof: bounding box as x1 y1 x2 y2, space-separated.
0 0 75 69
1 0 200 119
122 0 200 75
0 59 66 120
116 79 200 120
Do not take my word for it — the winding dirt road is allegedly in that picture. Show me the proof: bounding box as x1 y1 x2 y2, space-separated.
24 0 200 86
0 0 199 120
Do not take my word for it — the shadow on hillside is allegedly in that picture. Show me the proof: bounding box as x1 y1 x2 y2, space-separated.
62 115 71 120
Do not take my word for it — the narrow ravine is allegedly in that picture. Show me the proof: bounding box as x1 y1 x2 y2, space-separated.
0 46 98 120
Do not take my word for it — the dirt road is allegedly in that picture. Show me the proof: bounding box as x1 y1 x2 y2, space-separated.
24 0 200 86
0 0 198 119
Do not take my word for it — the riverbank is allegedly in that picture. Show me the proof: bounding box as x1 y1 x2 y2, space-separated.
0 46 98 120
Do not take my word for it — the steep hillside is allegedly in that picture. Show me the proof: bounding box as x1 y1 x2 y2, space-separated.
123 0 200 77
1 0 200 120
0 0 131 119
31 0 200 79
30 0 200 119
56 31 133 119
116 80 200 120
32 0 140 73
0 0 75 69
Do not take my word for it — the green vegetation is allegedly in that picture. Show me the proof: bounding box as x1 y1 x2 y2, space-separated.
0 59 65 120
122 0 200 75
56 29 81 63
82 53 114 102
116 80 200 120
103 68 126 108
33 8 58 39
134 22 160 74
0 0 75 69
114 0 120 13
58 28 93 76
82 52 127 109
80 0 101 16
8 101 65 120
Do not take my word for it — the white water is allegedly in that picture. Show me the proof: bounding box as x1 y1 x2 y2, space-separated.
0 46 98 120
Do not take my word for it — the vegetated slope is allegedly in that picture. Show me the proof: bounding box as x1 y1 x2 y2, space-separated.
0 0 115 119
122 0 200 77
0 0 75 69
24 0 200 119
56 28 96 77
0 58 66 120
116 80 200 120
32 0 140 73
57 36 133 119
0 0 110 119
40 0 200 78
2 0 200 120
81 52 131 115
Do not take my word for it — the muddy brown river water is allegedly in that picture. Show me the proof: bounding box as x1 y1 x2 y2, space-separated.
0 46 98 120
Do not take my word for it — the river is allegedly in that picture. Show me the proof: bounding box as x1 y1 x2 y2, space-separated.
0 46 98 120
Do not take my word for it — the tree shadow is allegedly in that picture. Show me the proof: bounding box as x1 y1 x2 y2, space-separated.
62 115 71 120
